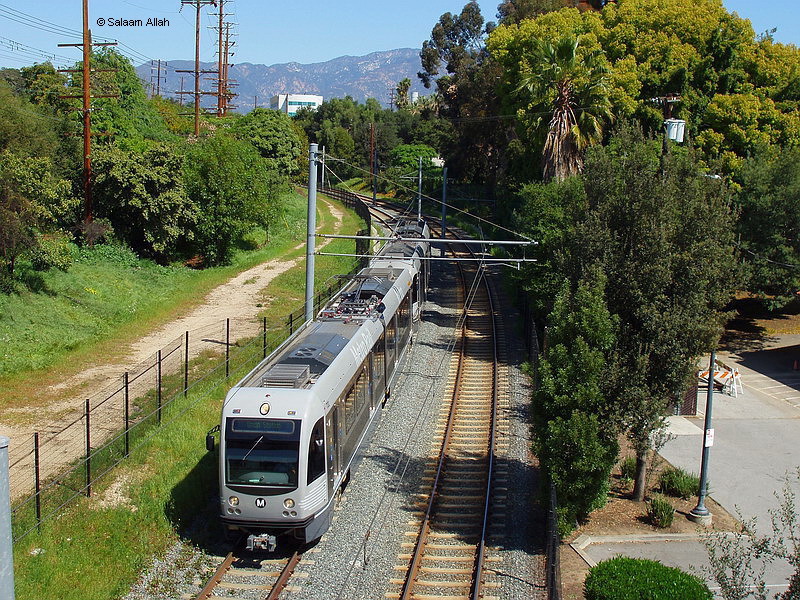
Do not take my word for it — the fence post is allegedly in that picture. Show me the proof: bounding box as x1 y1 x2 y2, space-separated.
33 433 41 532
85 399 91 498
0 436 15 600
184 331 189 397
124 372 130 458
262 317 267 359
289 313 294 334
157 350 162 426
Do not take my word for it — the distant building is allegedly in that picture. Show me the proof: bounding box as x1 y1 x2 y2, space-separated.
270 94 324 116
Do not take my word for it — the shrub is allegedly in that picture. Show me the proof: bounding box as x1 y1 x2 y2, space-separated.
647 493 675 528
29 232 74 271
585 556 712 600
619 455 636 480
660 466 701 499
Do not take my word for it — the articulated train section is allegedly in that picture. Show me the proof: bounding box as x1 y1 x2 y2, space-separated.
191 198 540 600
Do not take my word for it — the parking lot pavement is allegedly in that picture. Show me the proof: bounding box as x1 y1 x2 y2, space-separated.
579 337 800 596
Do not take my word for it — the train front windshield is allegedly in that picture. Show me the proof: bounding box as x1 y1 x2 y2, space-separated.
225 418 301 488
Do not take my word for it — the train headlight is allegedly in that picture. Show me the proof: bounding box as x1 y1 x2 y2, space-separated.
283 498 295 509
228 496 239 507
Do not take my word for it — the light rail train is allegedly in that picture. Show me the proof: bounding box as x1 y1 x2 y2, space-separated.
207 219 430 551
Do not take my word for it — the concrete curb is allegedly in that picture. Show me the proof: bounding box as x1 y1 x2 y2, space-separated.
569 533 727 568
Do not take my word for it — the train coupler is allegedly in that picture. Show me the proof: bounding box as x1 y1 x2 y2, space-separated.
246 533 277 552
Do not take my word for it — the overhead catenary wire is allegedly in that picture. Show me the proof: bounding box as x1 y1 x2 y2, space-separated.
324 153 535 243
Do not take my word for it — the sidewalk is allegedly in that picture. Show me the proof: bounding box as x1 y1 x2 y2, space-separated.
575 336 800 597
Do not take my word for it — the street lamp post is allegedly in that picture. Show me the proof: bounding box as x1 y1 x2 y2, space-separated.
689 349 715 526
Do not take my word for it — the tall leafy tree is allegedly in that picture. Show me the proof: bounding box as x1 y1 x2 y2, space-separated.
184 134 276 265
575 127 737 499
93 143 196 260
230 108 302 176
535 269 618 533
734 148 800 305
516 36 612 181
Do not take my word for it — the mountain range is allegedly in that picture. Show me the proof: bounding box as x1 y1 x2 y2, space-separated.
135 48 429 112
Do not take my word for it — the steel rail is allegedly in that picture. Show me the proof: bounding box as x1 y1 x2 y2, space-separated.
195 551 235 600
265 551 302 600
399 257 469 600
471 268 499 600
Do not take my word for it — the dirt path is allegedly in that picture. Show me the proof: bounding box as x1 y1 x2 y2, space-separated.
2 199 344 498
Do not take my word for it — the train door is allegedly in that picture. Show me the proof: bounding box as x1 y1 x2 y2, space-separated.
326 408 340 500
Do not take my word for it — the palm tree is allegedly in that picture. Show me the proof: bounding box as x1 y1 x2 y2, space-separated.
517 36 613 181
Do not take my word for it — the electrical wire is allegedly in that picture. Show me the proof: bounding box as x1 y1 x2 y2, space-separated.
324 153 535 243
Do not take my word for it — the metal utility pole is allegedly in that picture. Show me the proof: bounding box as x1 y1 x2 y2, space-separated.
440 167 448 257
253 95 257 110
417 156 423 221
369 123 375 204
0 437 14 600
305 143 319 323
689 349 716 526
177 0 217 135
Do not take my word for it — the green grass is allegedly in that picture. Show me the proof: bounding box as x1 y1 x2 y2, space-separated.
13 361 226 600
0 188 325 409
9 191 367 599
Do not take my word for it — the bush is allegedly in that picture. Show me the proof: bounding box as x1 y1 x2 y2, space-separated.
619 455 636 480
29 232 75 271
660 466 701 499
647 493 675 528
544 411 618 536
585 557 712 600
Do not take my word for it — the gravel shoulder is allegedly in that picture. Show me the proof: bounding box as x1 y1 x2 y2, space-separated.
124 261 546 600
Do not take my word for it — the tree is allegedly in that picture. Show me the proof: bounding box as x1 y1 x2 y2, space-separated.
575 127 737 500
516 35 613 181
84 48 173 142
496 0 565 25
0 150 76 276
93 143 196 260
734 148 800 305
229 108 302 176
396 78 411 109
418 1 486 90
183 134 277 265
534 270 619 533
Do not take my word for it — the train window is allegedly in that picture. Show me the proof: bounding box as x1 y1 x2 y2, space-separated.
344 384 356 433
307 417 325 484
372 334 385 403
355 367 368 416
386 316 397 369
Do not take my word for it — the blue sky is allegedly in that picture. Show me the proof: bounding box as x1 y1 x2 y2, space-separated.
0 1 797 69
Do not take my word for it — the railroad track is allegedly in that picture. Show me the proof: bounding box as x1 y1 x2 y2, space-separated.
193 549 303 600
386 238 510 600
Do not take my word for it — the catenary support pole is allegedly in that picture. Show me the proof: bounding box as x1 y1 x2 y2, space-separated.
305 143 319 323
0 436 15 600
690 349 715 525
417 156 423 222
440 167 448 257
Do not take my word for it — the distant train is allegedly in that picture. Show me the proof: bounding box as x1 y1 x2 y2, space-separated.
207 219 431 551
